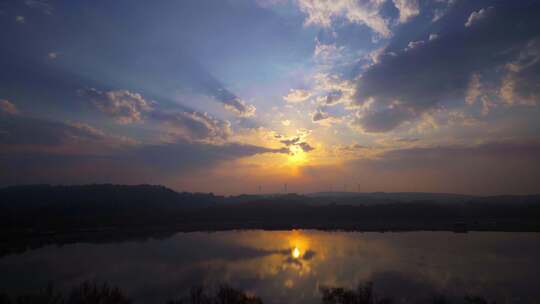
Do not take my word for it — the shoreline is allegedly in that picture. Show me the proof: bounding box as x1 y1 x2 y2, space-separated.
2 220 539 258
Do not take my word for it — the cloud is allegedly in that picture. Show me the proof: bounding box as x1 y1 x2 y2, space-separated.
405 40 425 51
15 16 25 24
313 40 346 66
25 0 53 14
465 7 493 28
499 38 540 106
465 73 482 105
311 107 341 126
200 77 256 117
431 0 456 22
280 137 301 146
83 89 154 124
311 108 328 122
393 0 420 24
283 89 312 103
296 0 391 37
297 142 315 152
352 3 540 132
378 142 540 167
0 114 133 149
222 97 256 117
352 104 415 133
315 90 344 106
311 73 356 109
340 143 369 151
0 139 289 186
83 88 239 143
48 52 58 60
0 100 19 115
150 110 233 143
344 140 540 194
0 114 287 185
279 135 315 153
126 141 289 176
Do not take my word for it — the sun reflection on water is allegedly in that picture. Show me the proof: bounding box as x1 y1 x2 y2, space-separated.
292 247 301 259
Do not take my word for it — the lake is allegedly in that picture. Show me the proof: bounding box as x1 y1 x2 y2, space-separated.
1 230 540 303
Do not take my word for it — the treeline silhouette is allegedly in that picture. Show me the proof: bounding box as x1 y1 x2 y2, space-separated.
0 281 494 304
1 184 540 236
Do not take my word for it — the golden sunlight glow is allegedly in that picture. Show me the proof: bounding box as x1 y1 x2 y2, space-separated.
287 146 308 166
292 247 301 259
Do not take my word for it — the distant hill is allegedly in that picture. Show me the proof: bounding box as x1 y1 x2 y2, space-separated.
0 184 219 230
1 184 540 235
306 192 476 204
0 184 219 210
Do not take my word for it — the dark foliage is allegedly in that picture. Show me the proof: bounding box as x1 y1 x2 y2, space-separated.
67 282 131 304
166 285 262 304
320 282 392 304
319 283 495 304
0 282 131 304
0 283 261 304
0 282 494 304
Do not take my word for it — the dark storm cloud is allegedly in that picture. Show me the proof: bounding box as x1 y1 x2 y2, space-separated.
354 1 540 132
353 105 415 133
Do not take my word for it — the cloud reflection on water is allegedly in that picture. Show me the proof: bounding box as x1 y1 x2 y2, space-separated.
1 231 540 303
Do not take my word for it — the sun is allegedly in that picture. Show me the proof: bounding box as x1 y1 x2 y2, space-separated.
287 146 307 166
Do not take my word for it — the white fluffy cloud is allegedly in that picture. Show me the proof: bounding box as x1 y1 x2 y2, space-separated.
313 73 356 107
151 111 233 143
296 0 391 37
465 7 493 27
84 89 154 124
393 0 420 24
283 89 312 103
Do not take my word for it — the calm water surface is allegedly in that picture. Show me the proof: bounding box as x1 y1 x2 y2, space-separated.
1 231 540 303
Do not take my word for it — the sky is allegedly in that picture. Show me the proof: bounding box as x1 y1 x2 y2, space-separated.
1 0 539 195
